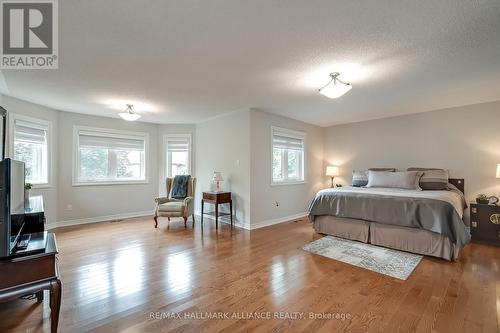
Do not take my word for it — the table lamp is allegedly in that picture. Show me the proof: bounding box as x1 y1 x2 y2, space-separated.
326 166 339 188
213 172 223 192
497 164 500 179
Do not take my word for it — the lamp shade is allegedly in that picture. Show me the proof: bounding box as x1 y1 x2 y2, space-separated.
212 171 223 182
319 82 352 99
496 164 500 178
118 104 141 121
326 166 339 177
118 112 141 121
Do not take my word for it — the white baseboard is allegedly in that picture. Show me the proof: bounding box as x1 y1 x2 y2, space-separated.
194 213 250 230
250 212 308 230
47 210 307 231
195 211 307 230
47 210 153 230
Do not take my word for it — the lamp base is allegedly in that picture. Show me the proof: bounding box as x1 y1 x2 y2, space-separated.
330 177 334 188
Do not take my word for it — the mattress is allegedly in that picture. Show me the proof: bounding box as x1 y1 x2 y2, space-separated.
308 185 470 249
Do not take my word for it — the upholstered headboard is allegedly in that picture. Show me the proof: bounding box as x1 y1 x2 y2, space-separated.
449 178 464 194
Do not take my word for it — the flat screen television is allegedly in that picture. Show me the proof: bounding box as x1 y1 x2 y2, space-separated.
0 158 26 258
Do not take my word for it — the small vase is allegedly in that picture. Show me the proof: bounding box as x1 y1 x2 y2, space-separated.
24 189 30 201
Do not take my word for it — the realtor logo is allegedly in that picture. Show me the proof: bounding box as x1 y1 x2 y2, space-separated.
1 0 58 69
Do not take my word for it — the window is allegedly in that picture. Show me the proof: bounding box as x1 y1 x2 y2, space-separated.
11 115 51 186
271 126 305 185
74 127 148 185
165 135 191 177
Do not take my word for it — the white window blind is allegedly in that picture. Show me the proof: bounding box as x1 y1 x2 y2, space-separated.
75 127 147 184
15 120 48 144
166 135 191 177
79 132 145 151
272 131 304 151
271 127 305 184
13 118 50 185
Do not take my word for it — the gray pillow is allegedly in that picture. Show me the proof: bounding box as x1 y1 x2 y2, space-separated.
367 170 423 190
352 168 395 187
368 168 396 172
352 170 368 187
407 168 449 190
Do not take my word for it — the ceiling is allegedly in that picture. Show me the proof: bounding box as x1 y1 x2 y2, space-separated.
1 0 500 126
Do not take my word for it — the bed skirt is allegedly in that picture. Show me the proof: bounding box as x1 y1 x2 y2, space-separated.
312 215 460 261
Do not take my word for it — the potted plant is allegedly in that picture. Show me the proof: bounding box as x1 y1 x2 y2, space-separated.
476 194 489 205
24 183 32 200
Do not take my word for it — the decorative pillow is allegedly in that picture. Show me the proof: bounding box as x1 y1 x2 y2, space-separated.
352 168 395 187
366 170 423 190
407 168 449 190
352 170 368 187
368 168 396 172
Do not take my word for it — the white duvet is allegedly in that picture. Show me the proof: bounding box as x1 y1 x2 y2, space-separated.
316 186 466 218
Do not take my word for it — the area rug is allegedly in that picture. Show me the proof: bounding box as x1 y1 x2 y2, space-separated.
302 236 423 280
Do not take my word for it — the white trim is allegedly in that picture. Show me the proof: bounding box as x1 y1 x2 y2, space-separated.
270 126 307 186
163 133 192 178
72 125 150 186
192 211 307 231
8 113 53 188
46 210 153 230
250 212 308 230
196 108 249 125
47 210 306 231
72 180 149 186
270 180 306 187
194 214 250 230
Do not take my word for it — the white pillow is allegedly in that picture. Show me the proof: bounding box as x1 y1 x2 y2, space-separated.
366 170 423 190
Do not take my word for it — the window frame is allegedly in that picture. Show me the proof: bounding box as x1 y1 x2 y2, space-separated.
163 134 192 178
270 126 306 186
72 126 149 186
8 113 53 188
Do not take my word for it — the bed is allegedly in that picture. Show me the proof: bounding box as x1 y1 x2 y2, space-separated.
308 178 470 261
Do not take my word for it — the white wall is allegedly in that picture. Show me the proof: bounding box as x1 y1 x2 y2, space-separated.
56 112 159 223
324 101 500 207
3 96 59 223
2 96 161 226
250 109 324 227
195 110 251 227
8 95 498 231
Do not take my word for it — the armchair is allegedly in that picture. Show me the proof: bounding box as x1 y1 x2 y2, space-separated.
154 177 196 228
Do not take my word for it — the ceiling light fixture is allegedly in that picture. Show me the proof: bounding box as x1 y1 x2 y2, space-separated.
318 72 352 98
118 104 141 121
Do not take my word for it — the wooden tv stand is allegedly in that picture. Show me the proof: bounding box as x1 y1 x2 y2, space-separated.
0 195 61 332
0 232 61 332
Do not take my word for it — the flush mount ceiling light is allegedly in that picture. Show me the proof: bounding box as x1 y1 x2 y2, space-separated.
118 104 141 121
318 72 352 98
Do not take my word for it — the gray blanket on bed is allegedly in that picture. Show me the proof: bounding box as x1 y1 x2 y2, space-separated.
308 191 471 248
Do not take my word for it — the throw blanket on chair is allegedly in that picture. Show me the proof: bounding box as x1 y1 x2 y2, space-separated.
171 175 191 199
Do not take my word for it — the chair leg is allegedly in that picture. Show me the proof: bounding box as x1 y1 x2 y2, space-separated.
183 216 187 228
192 214 195 227
154 216 158 228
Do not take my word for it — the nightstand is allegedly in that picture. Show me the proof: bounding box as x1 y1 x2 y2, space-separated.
470 203 500 246
201 191 233 229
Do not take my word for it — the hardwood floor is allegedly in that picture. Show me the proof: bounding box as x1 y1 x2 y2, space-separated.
0 216 498 333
